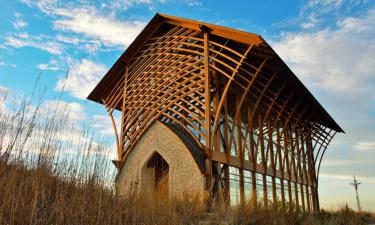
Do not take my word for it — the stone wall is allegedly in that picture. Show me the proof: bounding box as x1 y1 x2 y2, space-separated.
116 121 205 199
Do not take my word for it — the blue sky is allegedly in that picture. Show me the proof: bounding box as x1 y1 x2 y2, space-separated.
0 0 374 210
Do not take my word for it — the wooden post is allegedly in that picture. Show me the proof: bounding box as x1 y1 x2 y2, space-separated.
309 133 319 212
202 26 212 211
212 63 222 205
237 97 245 205
276 122 286 209
249 110 257 208
289 129 299 209
118 64 129 162
267 121 277 206
224 96 230 207
295 128 306 211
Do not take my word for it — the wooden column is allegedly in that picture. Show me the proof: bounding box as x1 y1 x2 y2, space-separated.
289 129 299 209
259 114 268 208
300 127 311 211
306 130 318 211
212 65 222 205
267 121 277 206
295 128 306 211
237 97 245 205
118 64 129 162
283 128 293 209
224 97 230 207
249 110 257 208
276 122 286 209
202 27 212 210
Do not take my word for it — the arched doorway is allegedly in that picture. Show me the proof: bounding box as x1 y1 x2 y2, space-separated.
146 152 169 198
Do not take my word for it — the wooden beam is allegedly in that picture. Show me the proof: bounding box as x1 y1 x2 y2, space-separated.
203 28 213 211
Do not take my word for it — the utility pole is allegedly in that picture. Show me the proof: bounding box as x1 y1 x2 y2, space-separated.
350 175 362 211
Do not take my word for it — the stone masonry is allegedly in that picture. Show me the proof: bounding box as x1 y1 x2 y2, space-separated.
116 121 205 198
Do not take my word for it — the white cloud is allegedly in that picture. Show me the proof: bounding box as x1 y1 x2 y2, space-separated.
320 173 375 185
0 96 114 170
324 159 361 166
109 0 153 10
53 10 145 47
17 32 29 38
273 9 375 98
272 8 375 191
297 0 371 31
0 60 4 66
0 85 9 96
90 114 121 160
56 35 103 54
55 58 107 99
106 142 118 160
55 34 81 45
82 40 102 54
37 59 60 71
21 0 145 48
38 64 58 71
12 19 28 29
4 32 63 55
12 12 28 29
353 142 375 151
91 113 121 136
338 12 375 33
40 100 86 122
307 0 343 8
300 13 319 29
186 0 202 6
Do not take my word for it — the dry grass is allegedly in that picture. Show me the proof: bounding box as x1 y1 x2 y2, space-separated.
1 156 374 225
214 202 375 225
0 78 205 225
0 79 374 225
0 159 208 225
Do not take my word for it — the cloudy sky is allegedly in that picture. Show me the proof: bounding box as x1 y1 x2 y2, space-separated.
0 0 374 210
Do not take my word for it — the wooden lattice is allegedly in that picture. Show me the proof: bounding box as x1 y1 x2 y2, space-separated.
88 14 343 212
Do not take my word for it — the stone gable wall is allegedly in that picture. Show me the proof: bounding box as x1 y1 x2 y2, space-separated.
116 121 205 199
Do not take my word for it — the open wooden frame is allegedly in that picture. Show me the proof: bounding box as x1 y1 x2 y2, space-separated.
88 13 344 212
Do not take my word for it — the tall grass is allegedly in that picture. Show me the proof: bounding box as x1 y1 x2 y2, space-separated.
0 79 204 225
0 79 374 225
214 202 375 225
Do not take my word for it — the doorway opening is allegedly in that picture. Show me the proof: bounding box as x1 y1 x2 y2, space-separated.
147 152 169 197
